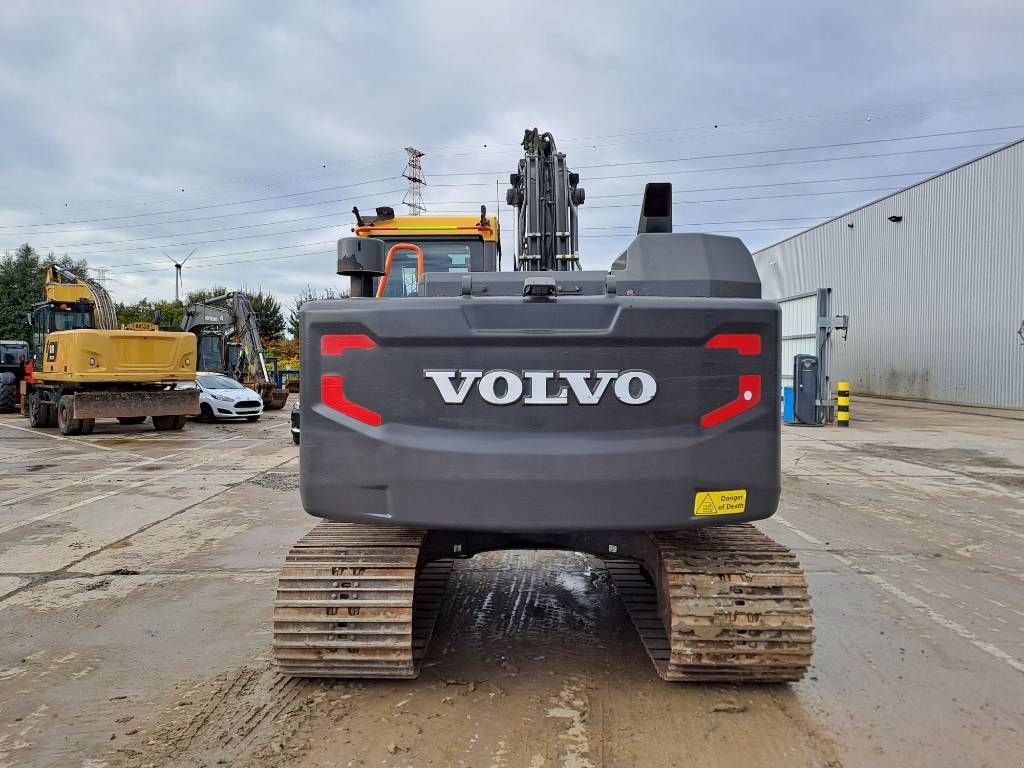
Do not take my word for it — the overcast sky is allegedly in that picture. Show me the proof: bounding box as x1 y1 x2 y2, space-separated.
1 1 1022 311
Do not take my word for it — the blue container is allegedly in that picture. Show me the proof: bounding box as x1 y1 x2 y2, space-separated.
782 386 795 423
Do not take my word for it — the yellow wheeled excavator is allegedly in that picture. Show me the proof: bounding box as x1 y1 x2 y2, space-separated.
21 265 199 435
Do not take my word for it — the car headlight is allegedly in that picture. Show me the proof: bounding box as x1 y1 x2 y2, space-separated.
211 393 234 402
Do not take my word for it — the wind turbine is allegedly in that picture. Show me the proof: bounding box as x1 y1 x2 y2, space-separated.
163 248 197 302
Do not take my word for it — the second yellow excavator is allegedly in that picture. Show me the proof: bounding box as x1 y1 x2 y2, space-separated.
21 265 199 435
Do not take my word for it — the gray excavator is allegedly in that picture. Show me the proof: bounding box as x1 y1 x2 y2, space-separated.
181 292 289 411
273 129 813 683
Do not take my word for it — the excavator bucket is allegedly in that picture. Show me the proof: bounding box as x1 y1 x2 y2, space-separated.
265 389 289 410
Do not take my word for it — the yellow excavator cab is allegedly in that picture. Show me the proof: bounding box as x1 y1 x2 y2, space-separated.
353 212 501 298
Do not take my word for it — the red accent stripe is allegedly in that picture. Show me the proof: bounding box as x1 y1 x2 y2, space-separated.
321 375 382 426
321 334 376 356
706 333 761 356
700 375 762 428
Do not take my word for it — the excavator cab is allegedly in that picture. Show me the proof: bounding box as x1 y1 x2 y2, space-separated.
351 208 500 298
30 299 96 367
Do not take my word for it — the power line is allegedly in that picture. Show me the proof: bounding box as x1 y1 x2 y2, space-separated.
95 239 339 271
6 137 1012 262
585 216 828 228
117 248 336 276
425 141 1002 189
71 157 994 263
8 168 941 241
362 96 1024 171
112 219 817 278
426 185 912 214
73 184 890 259
588 186 900 207
0 176 402 230
3 150 408 216
0 189 406 238
423 169 941 206
88 207 859 272
419 89 1024 151
54 222 347 258
4 127 1016 234
429 124 1024 177
6 91 1020 218
3 190 405 251
583 170 935 199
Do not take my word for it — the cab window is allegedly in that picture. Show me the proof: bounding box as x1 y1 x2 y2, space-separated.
378 238 482 298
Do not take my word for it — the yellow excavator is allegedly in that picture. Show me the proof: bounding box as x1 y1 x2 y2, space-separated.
21 265 199 435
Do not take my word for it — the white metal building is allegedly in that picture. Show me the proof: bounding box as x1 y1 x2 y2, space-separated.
753 139 1024 411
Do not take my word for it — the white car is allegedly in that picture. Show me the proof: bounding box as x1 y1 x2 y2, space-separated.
196 372 263 422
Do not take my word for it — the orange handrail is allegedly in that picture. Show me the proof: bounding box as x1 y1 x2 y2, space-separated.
375 242 425 299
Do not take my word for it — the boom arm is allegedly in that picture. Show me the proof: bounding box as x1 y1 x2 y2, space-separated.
505 129 586 272
44 265 118 330
181 293 270 384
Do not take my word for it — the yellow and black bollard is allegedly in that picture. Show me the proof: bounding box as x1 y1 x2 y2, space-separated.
837 381 850 427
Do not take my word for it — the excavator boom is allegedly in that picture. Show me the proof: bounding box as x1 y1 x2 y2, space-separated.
181 292 287 409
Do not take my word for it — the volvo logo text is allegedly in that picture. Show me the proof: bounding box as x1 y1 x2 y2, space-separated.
423 369 657 406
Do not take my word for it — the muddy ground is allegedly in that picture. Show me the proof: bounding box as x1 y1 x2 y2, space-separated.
0 401 1021 767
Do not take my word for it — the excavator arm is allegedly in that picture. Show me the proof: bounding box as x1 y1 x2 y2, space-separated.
181 293 288 409
505 129 586 272
43 264 118 330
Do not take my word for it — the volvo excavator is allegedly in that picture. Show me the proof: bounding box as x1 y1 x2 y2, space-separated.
180 292 289 410
273 129 813 683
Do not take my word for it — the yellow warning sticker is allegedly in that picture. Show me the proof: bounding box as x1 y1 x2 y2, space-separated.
693 490 747 516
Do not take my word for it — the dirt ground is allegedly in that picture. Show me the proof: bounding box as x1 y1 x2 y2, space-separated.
1 400 1022 768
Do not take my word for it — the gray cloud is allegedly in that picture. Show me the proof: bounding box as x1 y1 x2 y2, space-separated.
1 0 1022 309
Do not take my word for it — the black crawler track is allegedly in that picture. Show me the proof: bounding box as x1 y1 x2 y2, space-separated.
273 522 453 678
608 525 814 682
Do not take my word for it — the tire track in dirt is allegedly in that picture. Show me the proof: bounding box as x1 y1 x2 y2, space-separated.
106 660 354 767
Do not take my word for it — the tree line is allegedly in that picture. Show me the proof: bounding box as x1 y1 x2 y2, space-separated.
0 244 346 349
0 245 89 345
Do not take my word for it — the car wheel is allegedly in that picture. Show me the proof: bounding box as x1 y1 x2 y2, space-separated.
200 403 215 422
292 432 300 445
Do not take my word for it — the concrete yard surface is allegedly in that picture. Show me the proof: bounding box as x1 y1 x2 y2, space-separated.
0 401 1021 767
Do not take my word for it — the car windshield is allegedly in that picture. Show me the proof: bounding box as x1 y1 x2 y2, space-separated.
198 374 244 389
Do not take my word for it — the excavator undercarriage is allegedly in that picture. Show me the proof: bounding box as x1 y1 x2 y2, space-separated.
273 523 813 683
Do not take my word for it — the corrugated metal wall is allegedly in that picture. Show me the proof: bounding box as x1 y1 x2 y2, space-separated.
753 140 1024 410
